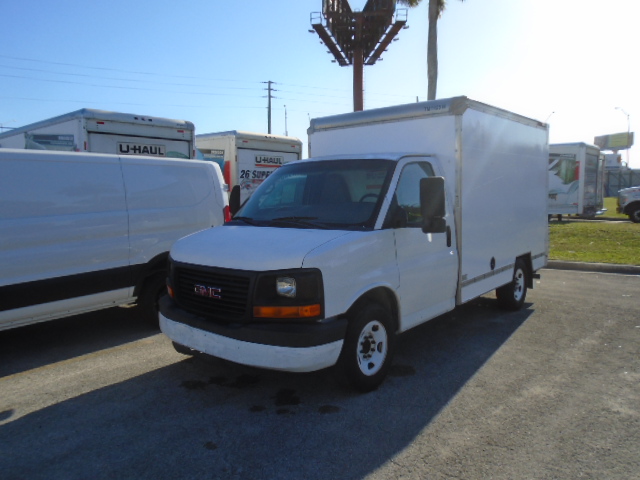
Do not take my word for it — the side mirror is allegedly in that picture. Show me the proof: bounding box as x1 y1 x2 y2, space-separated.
420 177 447 233
229 185 241 216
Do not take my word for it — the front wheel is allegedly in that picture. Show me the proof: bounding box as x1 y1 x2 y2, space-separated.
138 273 167 326
629 207 640 223
336 304 395 393
496 259 528 311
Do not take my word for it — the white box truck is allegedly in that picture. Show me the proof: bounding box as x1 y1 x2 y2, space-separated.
547 142 604 219
196 131 302 204
159 97 549 392
0 109 195 159
0 149 227 331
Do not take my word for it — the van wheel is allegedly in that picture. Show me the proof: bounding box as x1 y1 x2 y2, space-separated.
336 304 395 393
629 207 640 223
138 273 167 326
496 259 528 310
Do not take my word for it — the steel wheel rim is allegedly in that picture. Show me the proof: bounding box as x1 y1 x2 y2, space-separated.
357 320 388 376
513 268 525 301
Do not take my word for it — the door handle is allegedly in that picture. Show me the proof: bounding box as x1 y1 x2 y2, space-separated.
446 225 452 248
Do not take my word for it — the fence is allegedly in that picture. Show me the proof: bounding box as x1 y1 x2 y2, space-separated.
605 169 640 196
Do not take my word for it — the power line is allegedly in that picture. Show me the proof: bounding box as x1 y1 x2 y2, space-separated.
1 55 414 102
0 54 250 84
0 64 259 90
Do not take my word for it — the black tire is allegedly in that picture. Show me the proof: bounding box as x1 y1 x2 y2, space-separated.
336 304 395 393
496 259 528 311
629 207 640 223
138 273 167 326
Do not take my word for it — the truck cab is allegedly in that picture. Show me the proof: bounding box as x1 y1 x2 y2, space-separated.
617 185 640 222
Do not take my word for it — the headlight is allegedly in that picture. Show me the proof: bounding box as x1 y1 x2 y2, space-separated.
276 277 296 298
253 269 324 320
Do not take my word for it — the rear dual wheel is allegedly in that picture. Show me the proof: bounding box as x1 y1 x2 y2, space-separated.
496 259 528 310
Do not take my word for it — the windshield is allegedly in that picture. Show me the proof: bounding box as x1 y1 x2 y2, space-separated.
230 159 395 230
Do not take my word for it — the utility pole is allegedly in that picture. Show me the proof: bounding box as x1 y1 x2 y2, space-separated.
616 107 632 167
264 81 275 134
284 105 288 136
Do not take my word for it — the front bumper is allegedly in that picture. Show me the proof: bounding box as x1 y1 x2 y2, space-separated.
159 295 347 372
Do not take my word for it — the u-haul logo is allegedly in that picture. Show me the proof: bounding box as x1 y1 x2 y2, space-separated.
118 142 166 156
255 155 284 167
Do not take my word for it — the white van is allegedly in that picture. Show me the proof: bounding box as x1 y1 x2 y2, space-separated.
0 149 228 331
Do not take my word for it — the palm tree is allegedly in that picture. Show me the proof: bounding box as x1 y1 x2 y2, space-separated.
398 0 463 100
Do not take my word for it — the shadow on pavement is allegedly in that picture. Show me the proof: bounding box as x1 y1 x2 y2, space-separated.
1 297 533 480
0 307 158 378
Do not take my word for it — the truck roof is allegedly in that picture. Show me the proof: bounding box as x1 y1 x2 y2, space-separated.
308 96 547 134
550 142 599 150
300 153 426 164
0 108 194 139
196 130 302 144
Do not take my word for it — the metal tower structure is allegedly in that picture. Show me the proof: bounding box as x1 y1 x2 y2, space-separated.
311 0 407 111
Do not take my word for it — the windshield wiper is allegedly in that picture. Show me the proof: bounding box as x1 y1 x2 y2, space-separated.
231 216 259 226
268 216 328 229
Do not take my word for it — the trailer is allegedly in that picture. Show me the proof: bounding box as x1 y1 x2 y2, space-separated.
0 109 195 159
196 131 302 204
548 142 604 219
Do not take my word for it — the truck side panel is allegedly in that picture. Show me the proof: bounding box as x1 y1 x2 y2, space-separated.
458 109 548 303
0 119 84 151
90 133 192 159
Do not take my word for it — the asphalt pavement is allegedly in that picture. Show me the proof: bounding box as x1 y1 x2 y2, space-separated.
1 268 638 480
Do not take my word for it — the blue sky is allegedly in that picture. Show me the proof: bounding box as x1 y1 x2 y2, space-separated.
1 0 638 167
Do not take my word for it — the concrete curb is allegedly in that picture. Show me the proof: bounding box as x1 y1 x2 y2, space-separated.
545 260 640 275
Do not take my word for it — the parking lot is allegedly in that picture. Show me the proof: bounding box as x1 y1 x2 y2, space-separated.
1 268 638 480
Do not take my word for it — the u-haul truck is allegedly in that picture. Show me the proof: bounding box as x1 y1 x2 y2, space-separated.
0 109 195 159
547 142 604 219
196 131 303 204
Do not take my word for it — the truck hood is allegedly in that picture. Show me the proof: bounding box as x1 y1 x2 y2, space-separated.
170 225 353 271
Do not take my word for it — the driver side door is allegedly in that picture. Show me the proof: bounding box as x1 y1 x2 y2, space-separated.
390 159 458 331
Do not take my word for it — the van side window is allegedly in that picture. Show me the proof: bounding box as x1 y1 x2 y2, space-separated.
393 162 435 228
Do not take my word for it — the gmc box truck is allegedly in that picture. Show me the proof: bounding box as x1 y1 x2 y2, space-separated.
196 131 303 204
159 97 549 392
547 142 604 219
0 109 196 159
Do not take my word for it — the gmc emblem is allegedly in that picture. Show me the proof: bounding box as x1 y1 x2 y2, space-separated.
193 284 222 299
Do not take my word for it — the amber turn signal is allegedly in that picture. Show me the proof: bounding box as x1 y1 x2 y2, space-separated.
253 304 321 319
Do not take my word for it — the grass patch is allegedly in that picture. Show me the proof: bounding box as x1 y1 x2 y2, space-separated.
549 220 640 265
602 197 627 219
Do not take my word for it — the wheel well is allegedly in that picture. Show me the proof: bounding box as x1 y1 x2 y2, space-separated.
346 287 399 333
623 200 640 214
132 252 169 297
